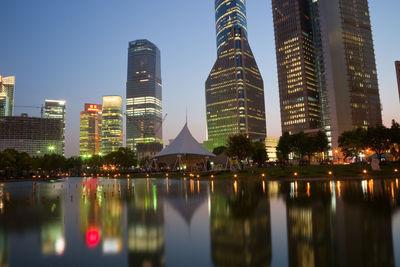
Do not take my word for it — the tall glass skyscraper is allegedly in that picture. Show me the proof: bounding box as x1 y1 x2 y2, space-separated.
126 40 163 152
215 0 247 55
101 95 123 154
45 100 66 155
0 75 15 116
205 0 267 151
272 0 382 150
79 103 102 156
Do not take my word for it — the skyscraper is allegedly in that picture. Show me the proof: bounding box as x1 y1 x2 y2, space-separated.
101 95 123 155
0 75 15 116
271 0 321 134
396 61 400 102
45 100 66 155
272 0 382 149
79 103 102 156
126 40 163 152
205 0 267 150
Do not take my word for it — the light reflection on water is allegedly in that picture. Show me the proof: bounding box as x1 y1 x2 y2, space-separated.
0 177 399 266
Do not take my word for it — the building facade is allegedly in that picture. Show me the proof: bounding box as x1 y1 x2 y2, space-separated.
79 104 102 156
0 76 15 116
205 0 267 151
265 136 279 162
126 40 163 152
272 0 382 150
272 0 321 135
44 100 66 155
101 96 123 155
0 114 63 156
396 61 400 102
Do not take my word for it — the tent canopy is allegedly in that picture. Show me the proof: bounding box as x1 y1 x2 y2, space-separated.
155 123 215 158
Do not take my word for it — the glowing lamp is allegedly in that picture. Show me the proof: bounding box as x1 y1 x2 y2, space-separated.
294 172 298 176
234 174 238 178
395 169 398 173
363 170 367 174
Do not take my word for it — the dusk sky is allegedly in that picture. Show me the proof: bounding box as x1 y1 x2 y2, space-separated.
1 0 399 157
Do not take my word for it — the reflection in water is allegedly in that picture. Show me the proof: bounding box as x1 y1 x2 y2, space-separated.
0 177 398 266
128 179 165 267
210 180 272 266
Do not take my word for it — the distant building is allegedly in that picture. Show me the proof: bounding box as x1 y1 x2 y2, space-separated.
0 75 15 116
205 0 267 151
101 96 123 155
396 61 400 102
79 104 102 156
265 137 279 162
272 0 382 150
0 114 63 156
44 100 66 155
126 40 163 153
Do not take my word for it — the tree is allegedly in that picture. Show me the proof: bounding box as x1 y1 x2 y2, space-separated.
291 132 313 164
313 131 330 162
277 132 292 164
390 120 400 161
0 149 18 177
225 134 254 169
364 125 392 163
252 141 268 166
212 146 227 155
104 148 137 171
338 128 365 161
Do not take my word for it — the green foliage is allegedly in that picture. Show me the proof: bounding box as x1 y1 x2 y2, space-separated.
252 141 268 165
338 128 365 161
212 146 227 155
104 147 137 169
277 131 329 164
225 134 254 163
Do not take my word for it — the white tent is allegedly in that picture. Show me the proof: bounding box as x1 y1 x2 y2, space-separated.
155 123 215 169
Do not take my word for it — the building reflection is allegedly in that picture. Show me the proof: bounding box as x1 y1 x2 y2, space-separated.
210 180 271 266
79 178 124 252
128 179 165 267
282 179 399 267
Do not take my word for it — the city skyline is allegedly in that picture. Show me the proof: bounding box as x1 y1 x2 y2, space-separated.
0 1 399 157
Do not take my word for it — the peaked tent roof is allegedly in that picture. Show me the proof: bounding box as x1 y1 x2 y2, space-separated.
155 123 215 158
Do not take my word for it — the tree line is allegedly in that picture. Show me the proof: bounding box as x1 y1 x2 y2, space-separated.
338 120 400 162
276 131 329 165
0 147 137 178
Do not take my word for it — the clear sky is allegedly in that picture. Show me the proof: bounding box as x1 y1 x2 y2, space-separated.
1 0 399 157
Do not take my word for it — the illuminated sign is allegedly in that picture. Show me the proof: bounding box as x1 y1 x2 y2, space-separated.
86 104 101 112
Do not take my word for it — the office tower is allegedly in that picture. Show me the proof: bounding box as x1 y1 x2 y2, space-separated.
0 114 63 156
126 40 163 153
272 0 382 150
205 0 267 151
101 95 123 155
79 103 102 156
271 0 321 135
45 100 66 155
396 61 400 102
0 75 15 116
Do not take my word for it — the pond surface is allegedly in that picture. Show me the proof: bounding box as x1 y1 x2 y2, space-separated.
0 177 399 267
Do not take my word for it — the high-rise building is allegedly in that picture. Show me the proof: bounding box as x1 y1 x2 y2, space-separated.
396 61 400 102
101 96 123 155
0 114 63 156
272 0 382 150
126 40 163 152
44 100 66 155
205 0 267 151
79 103 102 156
271 0 321 135
0 75 15 116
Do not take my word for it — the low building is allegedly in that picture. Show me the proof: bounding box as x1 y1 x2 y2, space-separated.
136 142 163 160
265 136 279 162
0 114 63 156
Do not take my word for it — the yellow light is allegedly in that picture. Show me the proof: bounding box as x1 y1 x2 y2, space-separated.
294 172 298 176
395 169 398 173
196 174 200 178
211 175 214 179
234 174 238 178
328 171 333 175
363 170 367 174
261 173 265 177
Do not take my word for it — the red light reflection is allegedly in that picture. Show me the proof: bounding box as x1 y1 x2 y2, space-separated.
86 227 100 248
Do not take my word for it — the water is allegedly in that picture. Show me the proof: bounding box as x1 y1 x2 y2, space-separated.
0 177 399 267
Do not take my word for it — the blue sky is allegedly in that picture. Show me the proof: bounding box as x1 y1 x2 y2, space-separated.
0 0 399 157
